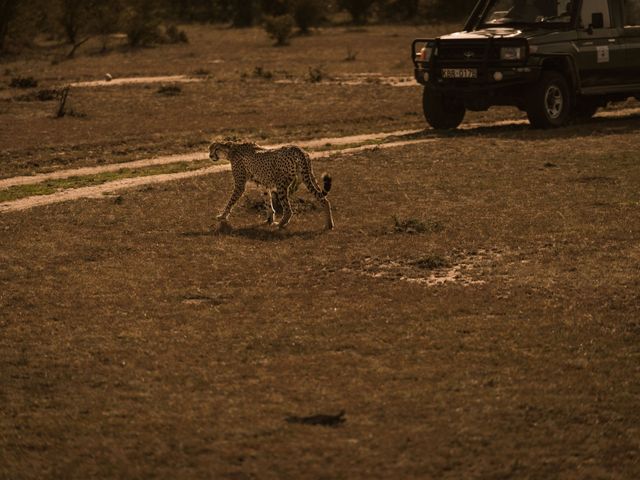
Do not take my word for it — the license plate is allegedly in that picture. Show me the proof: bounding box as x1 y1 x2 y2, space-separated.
441 68 478 79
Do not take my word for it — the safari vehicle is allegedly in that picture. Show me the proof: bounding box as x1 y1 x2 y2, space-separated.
412 0 640 129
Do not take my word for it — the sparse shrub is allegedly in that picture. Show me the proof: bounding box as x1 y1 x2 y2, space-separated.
307 65 325 83
393 216 443 234
10 76 37 88
157 85 182 96
411 255 449 270
344 46 357 61
253 65 273 79
165 24 189 44
55 86 70 118
16 88 58 102
264 14 294 46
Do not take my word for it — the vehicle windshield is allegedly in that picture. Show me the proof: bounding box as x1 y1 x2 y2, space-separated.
481 0 574 27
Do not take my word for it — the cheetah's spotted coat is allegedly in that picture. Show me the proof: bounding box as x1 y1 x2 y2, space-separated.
209 141 334 230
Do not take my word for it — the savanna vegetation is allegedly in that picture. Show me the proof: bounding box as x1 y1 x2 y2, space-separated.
1 2 639 479
0 0 478 55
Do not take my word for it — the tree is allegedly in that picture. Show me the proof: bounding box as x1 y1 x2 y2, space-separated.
123 0 163 46
0 0 19 52
292 0 323 33
91 0 122 52
338 0 375 24
378 0 420 21
228 0 258 26
264 13 294 45
59 0 85 44
261 0 290 15
167 0 226 22
427 0 477 22
57 0 98 56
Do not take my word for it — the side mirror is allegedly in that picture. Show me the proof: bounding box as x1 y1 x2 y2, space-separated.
590 12 604 29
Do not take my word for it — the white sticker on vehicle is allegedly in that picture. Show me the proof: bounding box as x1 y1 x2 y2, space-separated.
597 46 610 63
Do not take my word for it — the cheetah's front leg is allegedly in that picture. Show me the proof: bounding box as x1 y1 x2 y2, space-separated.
263 190 275 224
217 180 246 222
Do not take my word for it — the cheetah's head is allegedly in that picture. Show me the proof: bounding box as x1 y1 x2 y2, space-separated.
209 142 231 162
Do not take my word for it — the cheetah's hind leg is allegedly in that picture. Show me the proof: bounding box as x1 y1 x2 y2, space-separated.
273 181 293 229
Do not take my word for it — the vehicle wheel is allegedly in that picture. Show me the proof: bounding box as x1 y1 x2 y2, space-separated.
525 71 572 129
422 86 465 130
572 97 600 121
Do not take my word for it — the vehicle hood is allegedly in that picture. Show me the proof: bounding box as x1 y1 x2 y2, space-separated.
439 28 557 42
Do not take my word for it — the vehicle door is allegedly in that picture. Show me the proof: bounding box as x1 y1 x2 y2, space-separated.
623 0 640 86
575 0 626 88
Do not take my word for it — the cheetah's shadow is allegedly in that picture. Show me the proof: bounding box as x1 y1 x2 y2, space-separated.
182 223 325 242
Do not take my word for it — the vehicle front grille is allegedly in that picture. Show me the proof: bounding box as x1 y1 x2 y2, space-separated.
435 41 501 65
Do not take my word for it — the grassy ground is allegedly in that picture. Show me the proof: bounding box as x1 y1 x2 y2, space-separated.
0 160 213 202
0 23 528 179
2 21 640 480
2 120 640 478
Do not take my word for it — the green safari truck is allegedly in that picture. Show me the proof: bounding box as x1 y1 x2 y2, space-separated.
412 0 640 128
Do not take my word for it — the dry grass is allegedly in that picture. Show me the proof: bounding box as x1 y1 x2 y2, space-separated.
2 21 640 479
0 160 211 203
1 124 640 478
0 24 530 179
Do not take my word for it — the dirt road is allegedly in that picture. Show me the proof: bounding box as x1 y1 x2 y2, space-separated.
2 105 639 214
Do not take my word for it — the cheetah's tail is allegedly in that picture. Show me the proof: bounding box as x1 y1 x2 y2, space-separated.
321 173 332 196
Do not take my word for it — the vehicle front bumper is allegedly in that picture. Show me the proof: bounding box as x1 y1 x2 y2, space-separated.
413 65 541 93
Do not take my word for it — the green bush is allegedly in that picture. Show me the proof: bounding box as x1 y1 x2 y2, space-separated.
263 13 294 46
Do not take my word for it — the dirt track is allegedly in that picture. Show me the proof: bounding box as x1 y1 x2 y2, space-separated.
0 137 435 213
3 103 640 214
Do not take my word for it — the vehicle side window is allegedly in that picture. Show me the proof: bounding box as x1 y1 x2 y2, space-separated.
580 0 612 28
625 1 640 26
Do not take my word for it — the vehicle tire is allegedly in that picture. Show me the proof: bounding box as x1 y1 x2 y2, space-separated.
572 97 600 121
422 86 465 130
525 71 572 129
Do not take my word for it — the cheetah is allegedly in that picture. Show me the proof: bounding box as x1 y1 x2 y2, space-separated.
209 140 334 230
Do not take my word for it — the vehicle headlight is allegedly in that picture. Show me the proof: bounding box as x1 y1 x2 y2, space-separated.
500 46 526 60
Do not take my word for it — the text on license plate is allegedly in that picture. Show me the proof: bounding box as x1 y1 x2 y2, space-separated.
441 68 478 79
